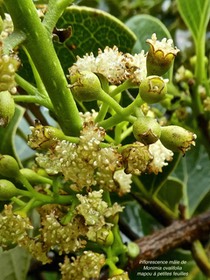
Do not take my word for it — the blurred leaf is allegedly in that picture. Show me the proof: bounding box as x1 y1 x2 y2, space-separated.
177 0 210 43
0 105 25 165
0 246 31 280
157 177 183 214
125 14 171 53
121 201 162 239
173 144 210 216
139 153 182 194
54 6 136 73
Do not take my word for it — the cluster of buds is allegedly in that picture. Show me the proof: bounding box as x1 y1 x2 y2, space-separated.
0 42 20 94
34 121 132 195
60 252 106 280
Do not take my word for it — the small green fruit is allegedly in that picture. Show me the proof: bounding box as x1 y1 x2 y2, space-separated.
139 76 167 104
160 125 196 154
127 242 140 258
0 155 20 178
0 91 15 127
0 179 19 200
96 228 114 247
70 71 102 102
133 116 161 145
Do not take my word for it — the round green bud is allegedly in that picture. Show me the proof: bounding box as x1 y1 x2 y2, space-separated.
0 179 19 200
139 76 167 104
70 71 102 102
0 91 15 127
160 125 197 154
96 228 114 247
133 116 161 145
0 154 21 178
127 242 140 259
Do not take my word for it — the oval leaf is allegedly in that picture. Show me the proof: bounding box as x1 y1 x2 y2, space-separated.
125 14 172 53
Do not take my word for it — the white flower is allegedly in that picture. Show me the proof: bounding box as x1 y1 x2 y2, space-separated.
113 169 132 195
69 46 147 85
147 140 173 174
146 33 180 56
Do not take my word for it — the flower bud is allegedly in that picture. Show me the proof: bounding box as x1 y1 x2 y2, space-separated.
0 91 15 127
139 76 167 104
96 228 114 247
133 116 161 145
28 121 64 150
20 168 52 185
70 71 102 102
0 179 19 200
146 33 179 76
127 242 140 259
160 125 196 154
0 154 21 178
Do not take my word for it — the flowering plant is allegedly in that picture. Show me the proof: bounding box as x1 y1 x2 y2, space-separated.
0 0 210 279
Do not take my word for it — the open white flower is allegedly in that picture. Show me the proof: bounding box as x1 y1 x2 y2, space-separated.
147 140 174 174
69 46 147 85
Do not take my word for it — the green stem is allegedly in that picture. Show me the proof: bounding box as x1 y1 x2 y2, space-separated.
13 95 53 110
42 0 74 33
109 80 136 97
100 90 124 115
3 30 26 54
15 74 38 96
5 0 82 136
17 174 53 203
191 240 210 277
95 102 109 123
120 125 133 142
98 94 144 129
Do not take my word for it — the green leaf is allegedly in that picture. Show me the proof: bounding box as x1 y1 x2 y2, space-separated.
140 153 182 194
0 105 25 163
157 177 183 214
0 246 31 280
125 14 172 54
54 6 136 72
121 201 162 238
177 0 210 42
173 144 210 216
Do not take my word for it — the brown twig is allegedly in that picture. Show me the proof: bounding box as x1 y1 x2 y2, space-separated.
127 210 210 271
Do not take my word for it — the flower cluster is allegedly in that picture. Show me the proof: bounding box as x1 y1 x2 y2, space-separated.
0 205 33 246
76 190 123 242
0 42 20 94
41 213 87 254
0 14 13 40
60 251 106 280
122 140 174 175
69 33 179 86
69 46 147 85
35 121 132 195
